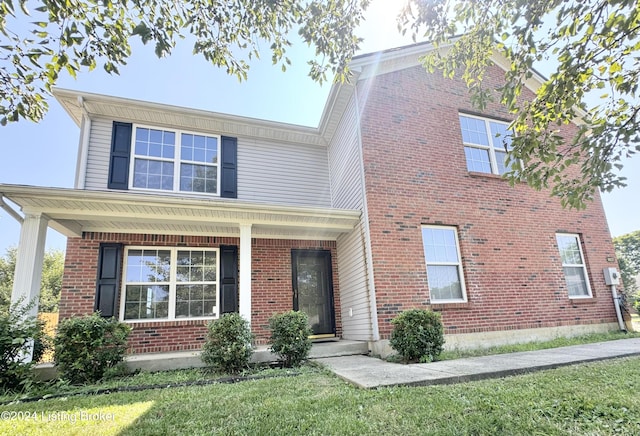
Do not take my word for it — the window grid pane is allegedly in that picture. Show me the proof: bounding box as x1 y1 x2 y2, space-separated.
123 248 218 321
459 115 513 175
422 227 466 302
131 127 220 195
556 234 591 298
180 163 218 193
464 147 492 173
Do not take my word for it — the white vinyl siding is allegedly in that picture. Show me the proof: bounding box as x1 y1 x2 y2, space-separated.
328 96 373 340
84 117 112 190
83 120 332 207
237 138 331 207
336 222 373 340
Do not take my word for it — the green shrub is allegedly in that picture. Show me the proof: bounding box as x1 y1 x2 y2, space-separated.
0 300 49 392
390 309 444 363
201 313 253 373
54 313 131 384
269 310 312 367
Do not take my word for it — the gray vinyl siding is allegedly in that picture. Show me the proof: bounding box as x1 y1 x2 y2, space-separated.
84 117 112 190
237 138 331 207
83 119 332 207
337 222 373 340
328 96 373 340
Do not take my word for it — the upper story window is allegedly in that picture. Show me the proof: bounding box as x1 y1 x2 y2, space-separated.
459 114 513 175
556 233 592 298
131 126 220 194
421 225 467 303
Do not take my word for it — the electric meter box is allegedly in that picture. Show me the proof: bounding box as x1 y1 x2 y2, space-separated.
603 267 620 286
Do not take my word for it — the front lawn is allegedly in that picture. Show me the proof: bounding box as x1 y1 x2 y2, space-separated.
1 357 639 435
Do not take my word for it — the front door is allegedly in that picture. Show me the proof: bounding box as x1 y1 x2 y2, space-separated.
292 250 336 338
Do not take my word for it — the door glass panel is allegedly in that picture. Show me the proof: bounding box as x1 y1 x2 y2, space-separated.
294 253 333 336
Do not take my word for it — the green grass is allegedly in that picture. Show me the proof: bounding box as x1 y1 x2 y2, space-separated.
0 364 307 405
0 358 639 435
438 330 639 361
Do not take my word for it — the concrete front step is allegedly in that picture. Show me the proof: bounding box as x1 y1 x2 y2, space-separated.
35 340 370 378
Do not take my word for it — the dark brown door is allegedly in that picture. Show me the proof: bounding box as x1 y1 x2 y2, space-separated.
292 250 335 337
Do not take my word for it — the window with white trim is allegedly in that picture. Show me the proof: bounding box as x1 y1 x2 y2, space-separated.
121 247 219 321
131 125 220 194
421 226 467 303
556 233 592 298
459 114 513 175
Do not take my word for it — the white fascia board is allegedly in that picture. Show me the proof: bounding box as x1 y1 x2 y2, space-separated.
52 88 326 146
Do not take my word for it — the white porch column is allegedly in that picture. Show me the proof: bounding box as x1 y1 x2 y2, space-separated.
11 212 49 362
238 223 252 324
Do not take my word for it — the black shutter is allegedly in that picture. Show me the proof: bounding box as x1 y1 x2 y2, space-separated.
108 122 132 190
219 245 239 314
220 136 237 198
95 243 123 318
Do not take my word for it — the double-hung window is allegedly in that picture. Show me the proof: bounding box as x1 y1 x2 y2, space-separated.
422 226 467 303
132 126 220 194
121 247 219 321
556 234 592 298
459 114 513 175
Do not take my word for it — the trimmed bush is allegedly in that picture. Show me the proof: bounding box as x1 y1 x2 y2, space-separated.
269 310 312 367
0 300 49 392
390 309 444 363
54 313 131 384
202 313 253 373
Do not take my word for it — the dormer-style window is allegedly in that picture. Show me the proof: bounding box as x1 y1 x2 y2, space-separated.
459 114 513 175
131 126 220 194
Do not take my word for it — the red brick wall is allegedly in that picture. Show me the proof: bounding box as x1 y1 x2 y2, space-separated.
357 63 620 339
60 233 340 353
251 239 341 344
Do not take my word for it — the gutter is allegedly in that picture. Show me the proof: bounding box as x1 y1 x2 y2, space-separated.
0 195 24 224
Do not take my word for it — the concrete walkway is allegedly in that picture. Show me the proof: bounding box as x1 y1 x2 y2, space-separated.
314 338 640 388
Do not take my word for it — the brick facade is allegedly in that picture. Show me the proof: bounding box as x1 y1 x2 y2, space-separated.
60 232 340 353
357 63 620 339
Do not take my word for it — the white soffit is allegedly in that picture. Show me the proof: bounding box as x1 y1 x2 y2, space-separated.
0 185 360 240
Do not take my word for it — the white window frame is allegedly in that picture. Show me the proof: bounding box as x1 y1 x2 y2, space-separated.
556 233 593 299
421 225 468 304
459 113 512 175
119 246 220 322
129 124 221 195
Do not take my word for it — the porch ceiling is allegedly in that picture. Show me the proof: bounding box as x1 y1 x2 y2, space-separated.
0 185 361 240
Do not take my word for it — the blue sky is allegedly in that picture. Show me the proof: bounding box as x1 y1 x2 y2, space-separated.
1 0 639 255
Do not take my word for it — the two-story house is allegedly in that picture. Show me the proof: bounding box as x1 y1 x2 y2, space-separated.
2 41 624 359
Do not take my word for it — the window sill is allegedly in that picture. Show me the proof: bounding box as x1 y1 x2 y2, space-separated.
123 318 214 328
568 296 596 304
468 171 505 180
431 301 471 310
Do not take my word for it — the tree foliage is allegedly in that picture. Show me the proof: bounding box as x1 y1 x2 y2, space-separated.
0 0 369 125
0 247 64 312
399 0 640 208
613 230 640 297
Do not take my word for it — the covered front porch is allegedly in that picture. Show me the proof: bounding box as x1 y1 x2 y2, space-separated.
0 184 362 357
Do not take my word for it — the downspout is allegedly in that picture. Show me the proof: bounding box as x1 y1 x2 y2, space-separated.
74 96 91 189
610 284 627 332
604 267 627 332
0 195 24 224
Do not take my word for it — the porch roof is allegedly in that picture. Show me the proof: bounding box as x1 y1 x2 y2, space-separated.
0 185 361 240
